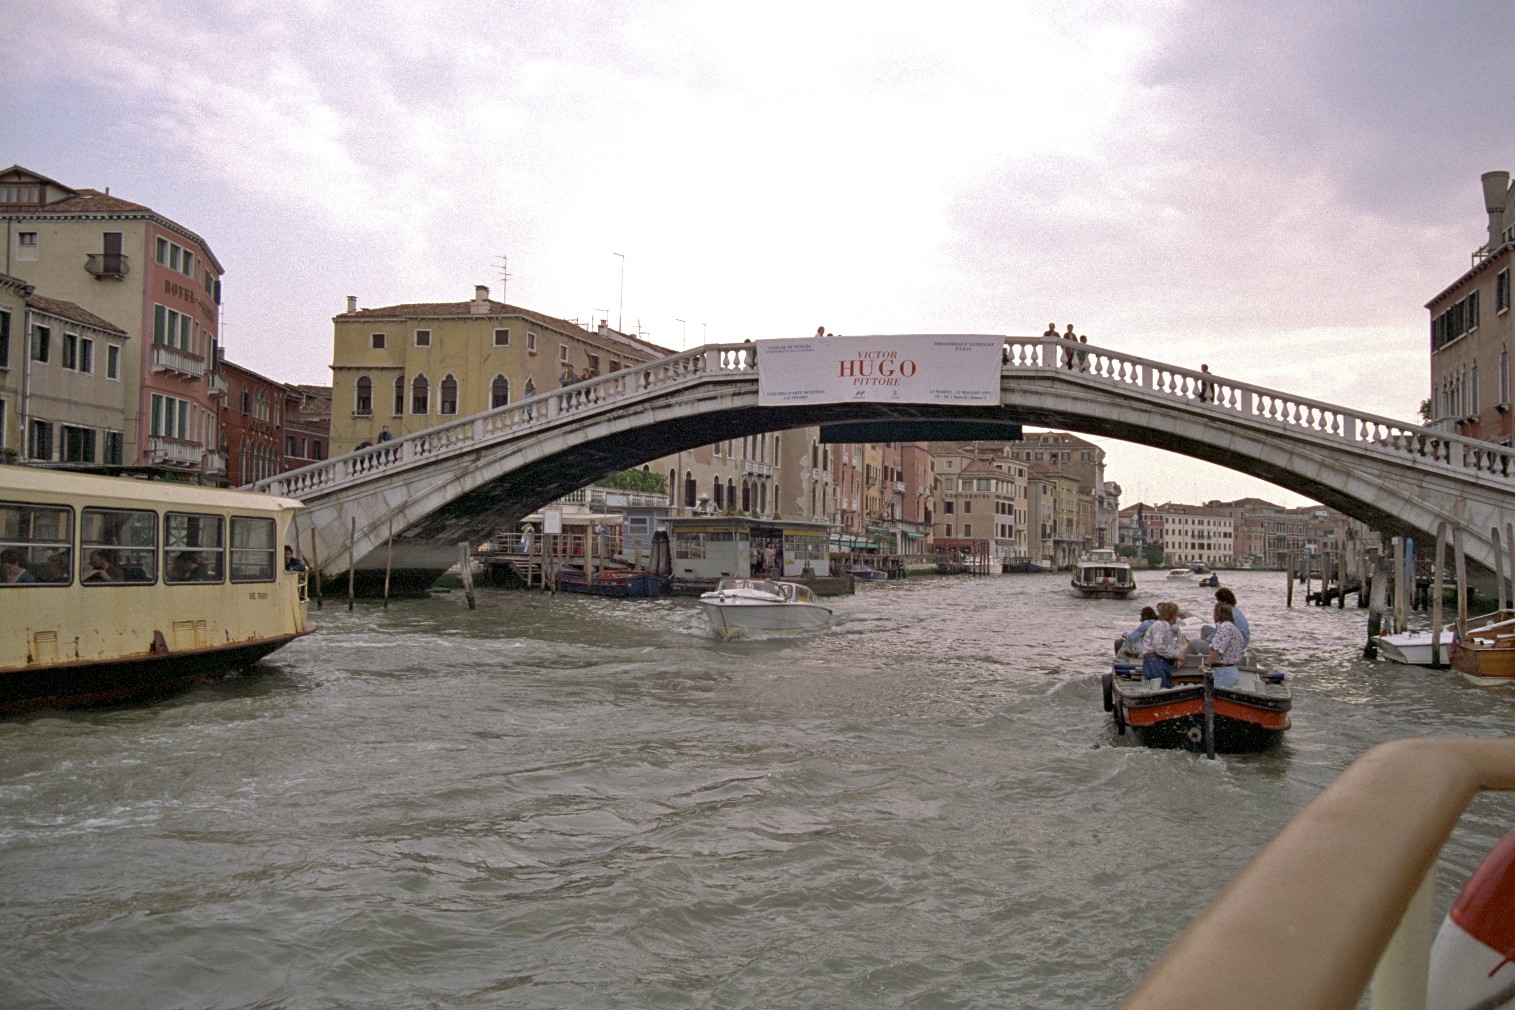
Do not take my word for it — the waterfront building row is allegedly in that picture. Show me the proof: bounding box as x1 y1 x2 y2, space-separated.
1118 499 1359 570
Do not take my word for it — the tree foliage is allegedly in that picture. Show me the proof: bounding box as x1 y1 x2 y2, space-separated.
599 469 667 494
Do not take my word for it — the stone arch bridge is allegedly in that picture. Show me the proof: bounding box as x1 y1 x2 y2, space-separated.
252 336 1515 595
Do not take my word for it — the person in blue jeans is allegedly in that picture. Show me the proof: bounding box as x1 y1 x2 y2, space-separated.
1141 601 1186 689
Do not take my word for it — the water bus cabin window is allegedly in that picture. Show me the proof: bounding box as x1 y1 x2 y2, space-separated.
229 516 276 582
164 512 224 584
0 502 73 585
81 507 158 583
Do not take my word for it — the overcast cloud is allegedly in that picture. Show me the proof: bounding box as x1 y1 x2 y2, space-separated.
8 0 1511 506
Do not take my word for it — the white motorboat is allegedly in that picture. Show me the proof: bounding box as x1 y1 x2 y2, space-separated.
1166 568 1194 579
699 578 832 638
1374 610 1515 667
1070 548 1136 599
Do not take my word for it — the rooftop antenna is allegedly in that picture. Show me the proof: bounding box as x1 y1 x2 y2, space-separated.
493 253 512 304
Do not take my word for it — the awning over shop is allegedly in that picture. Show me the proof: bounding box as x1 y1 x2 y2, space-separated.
829 533 873 550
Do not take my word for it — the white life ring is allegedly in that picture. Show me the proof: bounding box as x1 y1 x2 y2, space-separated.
1427 825 1515 1010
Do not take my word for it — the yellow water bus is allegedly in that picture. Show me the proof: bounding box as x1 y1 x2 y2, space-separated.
0 466 308 713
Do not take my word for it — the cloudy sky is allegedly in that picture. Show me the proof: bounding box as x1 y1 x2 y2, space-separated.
9 0 1512 507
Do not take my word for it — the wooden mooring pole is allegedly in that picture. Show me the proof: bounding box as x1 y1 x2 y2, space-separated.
1454 524 1468 640
458 541 476 609
1364 555 1388 660
347 517 356 611
383 518 393 608
1431 522 1447 668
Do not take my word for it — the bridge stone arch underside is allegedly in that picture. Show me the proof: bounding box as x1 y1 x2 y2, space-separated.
298 366 1515 596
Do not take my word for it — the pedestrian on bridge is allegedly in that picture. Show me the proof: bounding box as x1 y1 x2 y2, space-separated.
1198 364 1214 403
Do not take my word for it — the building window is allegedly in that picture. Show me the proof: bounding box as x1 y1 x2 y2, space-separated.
393 376 405 415
153 304 192 349
493 328 509 346
0 310 8 368
32 325 49 363
241 390 251 415
62 333 79 370
154 237 197 277
18 231 37 246
62 425 96 463
588 353 600 373
490 375 509 408
371 332 386 349
440 374 458 414
29 419 53 460
104 431 123 465
355 376 373 414
106 344 119 379
286 435 297 456
526 332 537 353
79 337 93 374
411 374 429 415
1499 269 1511 314
415 329 431 347
559 344 569 362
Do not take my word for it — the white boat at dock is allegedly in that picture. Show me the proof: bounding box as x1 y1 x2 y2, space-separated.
698 578 833 638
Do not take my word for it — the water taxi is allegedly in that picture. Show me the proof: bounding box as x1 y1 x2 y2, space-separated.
698 578 832 638
1070 548 1136 598
0 467 309 713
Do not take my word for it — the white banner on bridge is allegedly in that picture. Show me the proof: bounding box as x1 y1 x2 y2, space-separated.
755 334 1003 406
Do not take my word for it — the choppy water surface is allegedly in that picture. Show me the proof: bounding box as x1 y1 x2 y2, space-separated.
3 570 1513 1009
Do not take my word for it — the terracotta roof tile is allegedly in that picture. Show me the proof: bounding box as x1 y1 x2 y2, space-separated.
24 293 128 334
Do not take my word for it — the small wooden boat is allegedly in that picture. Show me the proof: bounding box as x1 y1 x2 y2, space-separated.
1375 611 1515 668
554 564 664 597
1070 548 1136 599
1101 659 1291 753
1449 614 1515 685
699 578 832 638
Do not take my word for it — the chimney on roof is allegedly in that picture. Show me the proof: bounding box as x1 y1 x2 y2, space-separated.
1483 171 1511 249
346 295 357 313
471 285 490 315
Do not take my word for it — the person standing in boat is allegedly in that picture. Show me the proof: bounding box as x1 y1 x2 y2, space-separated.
1204 602 1246 688
1119 606 1159 655
1215 587 1250 649
1140 601 1186 688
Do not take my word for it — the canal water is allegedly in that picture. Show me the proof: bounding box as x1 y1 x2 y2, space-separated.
3 570 1513 1009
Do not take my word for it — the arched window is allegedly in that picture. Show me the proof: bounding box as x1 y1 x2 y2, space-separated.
491 375 510 408
741 482 751 512
393 375 405 415
668 469 677 505
440 374 458 415
1472 360 1481 415
411 374 429 415
726 479 735 508
684 470 697 508
1503 346 1511 406
355 376 372 415
713 478 723 510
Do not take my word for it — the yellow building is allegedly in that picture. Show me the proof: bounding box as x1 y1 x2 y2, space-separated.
329 286 671 452
0 273 27 459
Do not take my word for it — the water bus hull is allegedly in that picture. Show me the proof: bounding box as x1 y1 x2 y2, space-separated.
1 467 309 713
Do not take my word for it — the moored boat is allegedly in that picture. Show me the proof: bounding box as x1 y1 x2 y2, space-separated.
1449 614 1515 685
1101 659 1291 753
698 577 832 638
1 467 310 713
1070 548 1136 599
1374 610 1515 668
848 563 888 581
554 564 664 597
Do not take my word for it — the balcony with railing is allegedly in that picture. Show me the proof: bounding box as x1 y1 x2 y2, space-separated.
84 253 130 280
151 342 206 378
743 459 776 477
147 435 203 466
207 371 228 398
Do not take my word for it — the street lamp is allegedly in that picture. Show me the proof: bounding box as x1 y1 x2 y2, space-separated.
675 318 686 348
613 252 624 332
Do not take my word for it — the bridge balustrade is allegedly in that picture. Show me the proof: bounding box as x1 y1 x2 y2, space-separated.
255 335 1515 504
